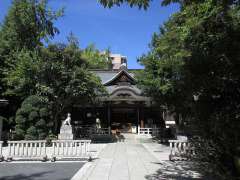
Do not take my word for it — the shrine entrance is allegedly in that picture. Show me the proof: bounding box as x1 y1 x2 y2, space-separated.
111 107 137 133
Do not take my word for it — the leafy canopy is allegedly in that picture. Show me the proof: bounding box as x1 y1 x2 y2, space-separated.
0 0 63 96
136 0 240 178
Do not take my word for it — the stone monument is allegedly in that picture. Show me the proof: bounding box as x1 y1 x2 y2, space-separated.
58 113 74 140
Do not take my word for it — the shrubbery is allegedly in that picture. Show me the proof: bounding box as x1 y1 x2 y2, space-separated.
14 95 50 140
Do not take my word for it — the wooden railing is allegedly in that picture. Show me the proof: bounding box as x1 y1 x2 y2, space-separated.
88 127 110 135
51 140 91 161
0 141 3 161
138 128 152 135
7 140 47 161
138 128 161 136
169 140 195 161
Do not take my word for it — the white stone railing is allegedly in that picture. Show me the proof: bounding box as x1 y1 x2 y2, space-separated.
0 141 3 161
169 140 195 160
51 140 91 161
169 140 189 155
138 128 162 136
7 140 47 161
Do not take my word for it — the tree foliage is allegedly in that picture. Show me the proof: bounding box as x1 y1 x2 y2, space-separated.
0 0 62 52
0 0 62 96
99 0 152 9
99 0 240 9
5 40 106 133
136 0 240 178
82 44 111 69
0 1 108 136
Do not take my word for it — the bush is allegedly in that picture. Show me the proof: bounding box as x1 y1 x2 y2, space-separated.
14 128 25 140
46 133 57 146
25 126 38 140
35 119 46 127
28 111 38 121
38 132 47 140
19 104 33 115
14 95 50 140
39 108 48 118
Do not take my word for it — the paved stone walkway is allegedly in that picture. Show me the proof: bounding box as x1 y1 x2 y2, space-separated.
83 142 159 180
78 134 204 180
1 135 207 180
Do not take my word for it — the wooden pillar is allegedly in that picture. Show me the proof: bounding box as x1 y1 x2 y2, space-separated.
83 107 86 123
107 103 111 134
160 108 165 128
137 107 140 133
140 106 144 128
137 103 144 129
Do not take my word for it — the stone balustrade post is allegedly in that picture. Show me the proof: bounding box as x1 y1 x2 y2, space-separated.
51 140 91 161
7 140 47 161
0 141 3 161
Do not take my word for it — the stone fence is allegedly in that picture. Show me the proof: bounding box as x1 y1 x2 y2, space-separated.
51 140 91 162
0 141 3 161
7 140 47 161
169 140 195 161
1 140 91 162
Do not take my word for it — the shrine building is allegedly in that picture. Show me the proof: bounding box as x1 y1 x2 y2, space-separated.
72 54 166 137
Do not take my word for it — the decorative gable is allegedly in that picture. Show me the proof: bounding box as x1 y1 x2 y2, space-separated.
103 70 136 86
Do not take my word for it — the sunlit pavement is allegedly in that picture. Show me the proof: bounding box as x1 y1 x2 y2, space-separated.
76 134 203 180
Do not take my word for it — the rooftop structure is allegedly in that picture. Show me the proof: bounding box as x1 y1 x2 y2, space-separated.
109 54 127 70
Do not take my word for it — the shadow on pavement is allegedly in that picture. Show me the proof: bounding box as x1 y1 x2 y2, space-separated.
0 163 84 180
145 161 214 180
0 171 63 180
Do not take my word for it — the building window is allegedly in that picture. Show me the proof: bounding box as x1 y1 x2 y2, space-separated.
121 58 126 64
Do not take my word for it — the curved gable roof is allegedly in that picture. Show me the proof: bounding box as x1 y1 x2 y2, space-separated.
103 69 136 86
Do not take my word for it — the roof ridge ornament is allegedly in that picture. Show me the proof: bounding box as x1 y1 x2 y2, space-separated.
119 63 127 71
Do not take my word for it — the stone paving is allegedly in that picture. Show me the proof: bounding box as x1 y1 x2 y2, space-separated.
76 134 204 180
0 135 208 180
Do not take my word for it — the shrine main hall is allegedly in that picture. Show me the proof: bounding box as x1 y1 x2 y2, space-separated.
71 54 165 136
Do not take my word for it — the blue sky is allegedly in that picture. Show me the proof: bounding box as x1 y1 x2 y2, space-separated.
0 0 179 69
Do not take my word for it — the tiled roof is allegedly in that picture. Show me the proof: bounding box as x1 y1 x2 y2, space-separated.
92 70 135 84
92 70 142 95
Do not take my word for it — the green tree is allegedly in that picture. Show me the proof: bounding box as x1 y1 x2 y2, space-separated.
38 42 106 132
4 50 42 98
100 0 240 178
99 0 182 9
0 0 62 96
0 0 62 52
5 39 106 133
66 32 111 69
82 44 111 69
135 0 240 178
